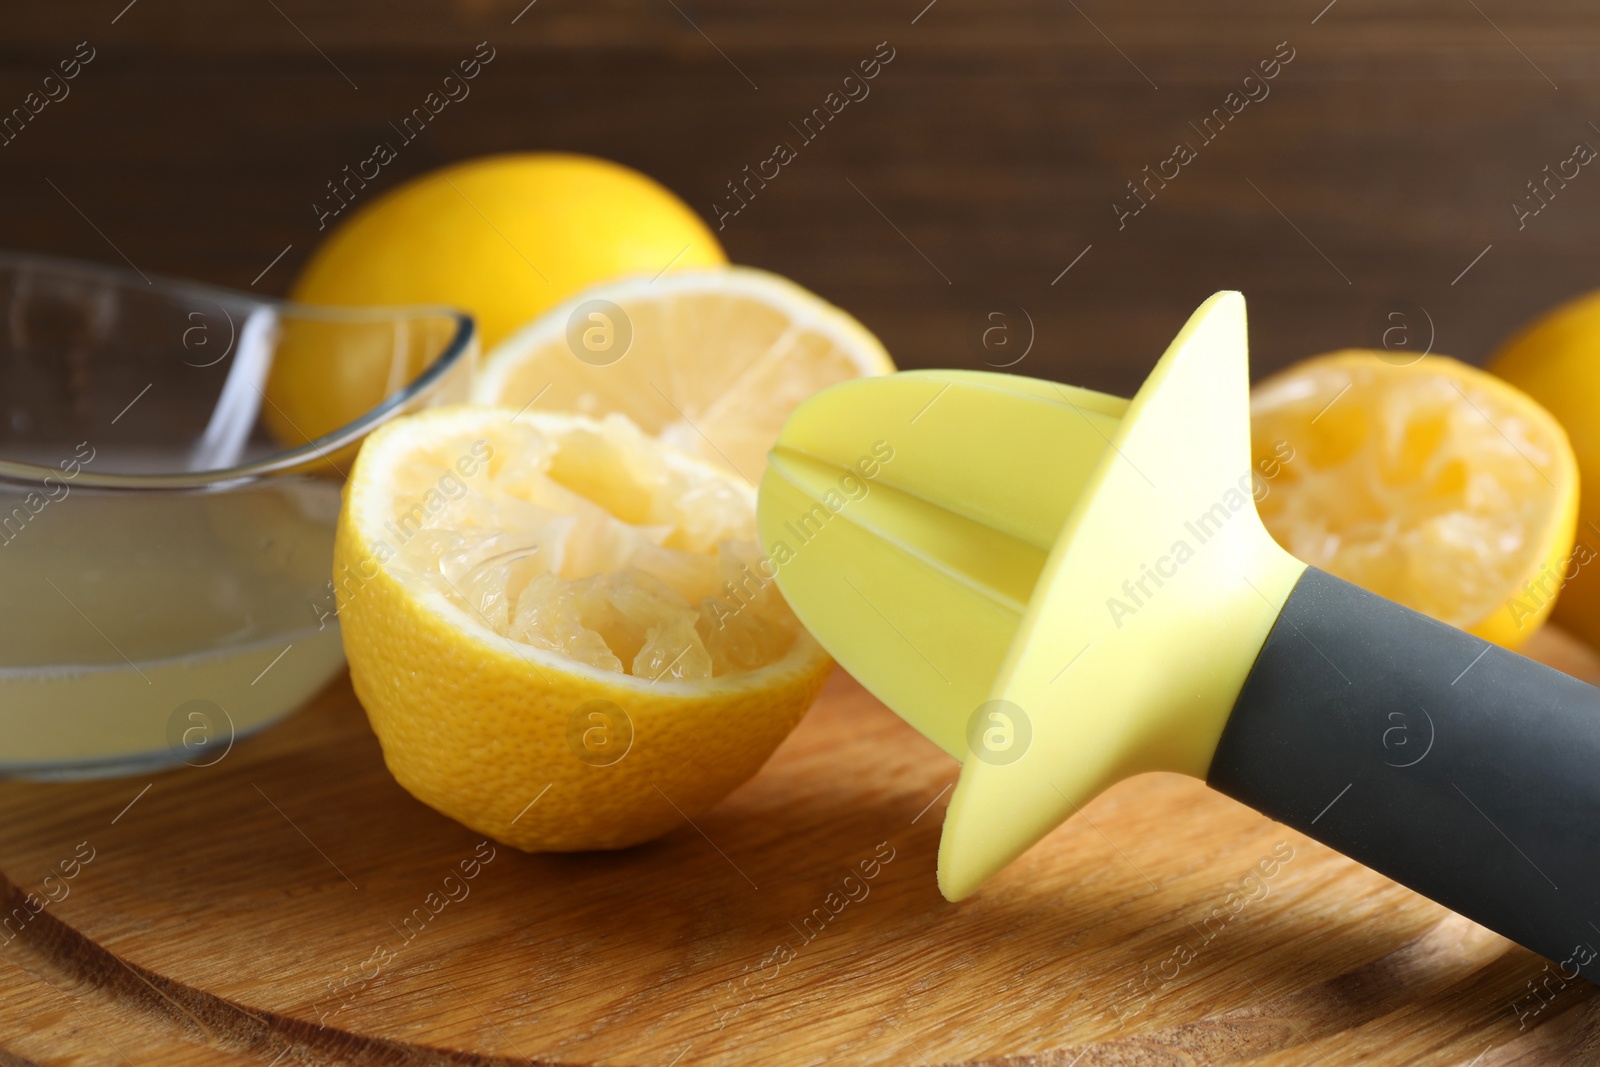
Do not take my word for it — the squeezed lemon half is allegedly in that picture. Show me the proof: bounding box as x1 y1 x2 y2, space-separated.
334 406 832 851
1251 350 1578 647
472 266 895 483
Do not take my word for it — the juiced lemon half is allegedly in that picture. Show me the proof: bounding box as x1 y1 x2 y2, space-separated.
471 266 894 483
334 406 832 851
1251 350 1578 648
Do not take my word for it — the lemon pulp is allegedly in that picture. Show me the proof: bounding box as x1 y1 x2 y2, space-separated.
386 413 799 680
472 267 894 482
334 406 833 851
1251 350 1578 646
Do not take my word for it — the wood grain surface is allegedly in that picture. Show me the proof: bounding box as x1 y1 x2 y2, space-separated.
2 628 1598 1066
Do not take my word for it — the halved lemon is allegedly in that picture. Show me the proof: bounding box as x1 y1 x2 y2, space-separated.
1251 350 1579 648
471 266 894 484
334 406 832 851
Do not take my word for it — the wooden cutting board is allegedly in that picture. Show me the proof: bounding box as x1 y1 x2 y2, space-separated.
3 630 1598 1067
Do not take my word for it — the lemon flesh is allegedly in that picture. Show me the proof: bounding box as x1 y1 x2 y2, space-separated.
335 407 832 851
473 267 894 483
1251 350 1578 647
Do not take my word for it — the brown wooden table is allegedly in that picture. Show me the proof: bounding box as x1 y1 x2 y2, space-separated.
2 632 1598 1067
4 2 1600 1063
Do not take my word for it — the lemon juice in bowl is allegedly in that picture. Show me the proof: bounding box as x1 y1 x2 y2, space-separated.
0 253 474 778
0 482 346 776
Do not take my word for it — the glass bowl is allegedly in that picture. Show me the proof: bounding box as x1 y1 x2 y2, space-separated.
0 252 475 779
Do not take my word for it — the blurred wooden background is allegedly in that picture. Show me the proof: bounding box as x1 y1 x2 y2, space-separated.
3 0 1599 396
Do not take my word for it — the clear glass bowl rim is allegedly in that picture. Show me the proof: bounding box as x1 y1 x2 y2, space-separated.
0 250 475 491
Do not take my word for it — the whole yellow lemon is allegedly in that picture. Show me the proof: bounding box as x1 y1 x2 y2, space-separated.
264 153 725 460
291 153 725 349
1490 293 1600 648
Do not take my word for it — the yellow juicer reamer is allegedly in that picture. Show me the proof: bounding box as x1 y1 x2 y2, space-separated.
757 292 1600 980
